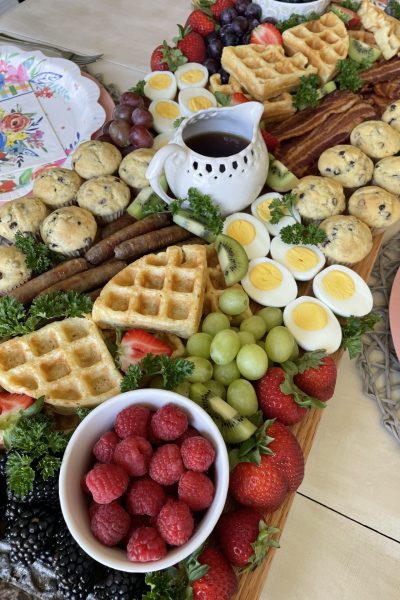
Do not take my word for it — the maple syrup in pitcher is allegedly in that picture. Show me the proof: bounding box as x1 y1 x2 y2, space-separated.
185 131 250 157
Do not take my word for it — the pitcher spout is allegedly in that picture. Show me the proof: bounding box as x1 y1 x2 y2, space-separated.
230 101 264 137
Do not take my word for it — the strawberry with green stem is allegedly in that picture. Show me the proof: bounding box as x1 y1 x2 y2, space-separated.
186 9 216 37
292 350 337 401
174 25 206 64
150 40 188 72
194 0 234 21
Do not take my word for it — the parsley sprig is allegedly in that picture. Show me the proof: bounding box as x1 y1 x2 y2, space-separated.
15 231 65 275
336 57 371 93
280 222 327 245
341 313 381 359
170 188 224 237
120 353 194 392
293 74 321 111
268 193 299 225
128 79 145 96
387 0 400 19
276 11 319 33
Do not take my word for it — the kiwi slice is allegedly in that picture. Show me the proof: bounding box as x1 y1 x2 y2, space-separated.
127 174 168 219
190 383 256 443
348 37 381 64
172 209 216 242
266 154 299 192
318 81 337 98
215 233 249 286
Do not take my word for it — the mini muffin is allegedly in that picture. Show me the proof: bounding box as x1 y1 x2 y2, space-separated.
0 246 31 294
350 120 400 160
292 176 345 221
118 148 156 190
382 100 400 132
318 215 373 265
0 197 48 243
33 167 82 208
348 186 400 230
318 145 374 188
373 156 400 195
72 141 122 179
40 206 97 256
76 176 131 223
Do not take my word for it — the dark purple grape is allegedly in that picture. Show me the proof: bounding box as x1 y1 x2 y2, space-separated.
109 119 131 147
208 37 223 59
129 125 154 149
223 32 240 46
232 16 248 35
245 2 262 20
131 107 153 128
95 133 113 143
220 24 234 37
219 68 230 84
120 144 136 157
236 0 252 15
120 91 144 109
242 32 251 45
102 120 113 135
262 16 278 24
112 104 133 122
220 6 238 25
247 18 260 32
206 31 219 45
203 57 220 75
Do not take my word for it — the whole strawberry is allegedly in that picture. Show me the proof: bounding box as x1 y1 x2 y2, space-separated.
186 9 216 37
217 508 279 569
192 547 238 600
174 26 206 64
267 421 304 492
150 41 188 72
202 0 235 20
256 367 307 426
294 354 337 401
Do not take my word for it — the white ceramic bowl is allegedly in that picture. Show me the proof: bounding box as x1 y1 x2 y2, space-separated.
257 0 330 21
59 389 229 572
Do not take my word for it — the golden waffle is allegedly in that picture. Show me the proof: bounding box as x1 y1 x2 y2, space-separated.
0 318 122 414
282 12 349 84
221 44 317 101
209 73 244 96
262 93 297 124
349 29 379 48
92 245 207 338
359 0 400 59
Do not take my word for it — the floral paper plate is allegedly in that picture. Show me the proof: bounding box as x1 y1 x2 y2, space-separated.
0 45 106 202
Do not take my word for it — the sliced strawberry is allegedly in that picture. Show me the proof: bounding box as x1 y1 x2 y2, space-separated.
119 330 173 372
330 5 361 29
250 23 282 46
260 128 279 152
0 393 33 416
231 92 249 105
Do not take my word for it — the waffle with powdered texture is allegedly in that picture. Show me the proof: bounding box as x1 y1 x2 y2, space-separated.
92 245 207 338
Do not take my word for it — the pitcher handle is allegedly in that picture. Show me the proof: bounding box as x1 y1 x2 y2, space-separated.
146 143 188 205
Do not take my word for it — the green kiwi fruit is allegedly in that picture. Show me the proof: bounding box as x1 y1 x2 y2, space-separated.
214 233 249 286
266 154 299 192
172 209 216 242
348 37 381 64
127 176 168 219
319 81 337 98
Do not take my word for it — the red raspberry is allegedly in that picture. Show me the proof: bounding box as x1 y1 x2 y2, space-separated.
93 430 119 463
146 410 162 445
127 478 166 517
81 474 91 494
150 404 188 441
156 499 194 546
149 444 185 485
114 405 150 439
176 425 200 447
86 463 129 504
180 436 216 472
122 515 151 546
89 501 101 519
90 502 130 546
178 471 215 511
127 526 167 562
113 435 153 477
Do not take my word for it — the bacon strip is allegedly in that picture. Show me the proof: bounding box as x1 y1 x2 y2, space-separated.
361 57 400 85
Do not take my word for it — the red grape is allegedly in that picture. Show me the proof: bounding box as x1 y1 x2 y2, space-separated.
113 104 133 122
121 144 136 157
120 91 144 109
131 107 153 128
109 119 131 147
129 125 154 149
94 132 113 143
102 120 114 135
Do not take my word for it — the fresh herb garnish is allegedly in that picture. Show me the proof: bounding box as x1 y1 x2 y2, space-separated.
120 354 194 392
387 0 400 19
173 116 186 129
268 193 299 225
280 222 327 245
129 79 146 96
336 57 371 92
276 12 319 33
341 313 381 359
75 407 92 421
170 187 224 237
214 91 231 106
15 231 64 275
293 74 321 110
0 296 30 339
338 0 361 11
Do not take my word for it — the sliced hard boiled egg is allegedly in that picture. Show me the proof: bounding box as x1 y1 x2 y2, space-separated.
153 131 175 150
178 87 217 117
283 296 342 354
241 257 298 307
312 265 373 317
223 213 270 259
270 235 325 281
251 192 301 237
144 71 177 101
149 99 181 133
175 63 208 90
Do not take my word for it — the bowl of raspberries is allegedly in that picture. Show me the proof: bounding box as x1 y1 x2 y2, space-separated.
59 388 229 572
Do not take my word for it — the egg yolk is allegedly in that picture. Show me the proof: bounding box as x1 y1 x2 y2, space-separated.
156 102 180 119
322 270 355 300
250 263 283 291
256 200 271 222
149 74 171 90
286 247 319 272
293 302 328 331
187 96 213 112
227 220 255 246
181 69 203 84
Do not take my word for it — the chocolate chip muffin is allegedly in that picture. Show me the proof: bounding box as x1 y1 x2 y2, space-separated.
33 167 82 208
72 141 122 179
0 197 48 243
318 215 373 264
382 100 400 132
76 176 131 223
0 246 31 294
118 148 156 190
40 206 97 256
318 145 374 188
292 176 345 221
348 186 400 230
373 156 400 195
350 120 400 160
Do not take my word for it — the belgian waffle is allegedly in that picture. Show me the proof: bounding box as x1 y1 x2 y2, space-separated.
92 245 207 338
358 0 400 59
282 12 349 84
221 44 317 101
262 93 297 124
0 318 122 413
209 73 244 96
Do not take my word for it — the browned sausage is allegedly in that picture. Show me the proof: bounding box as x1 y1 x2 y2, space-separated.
114 225 191 261
100 213 136 238
85 212 171 265
88 287 103 301
39 259 126 295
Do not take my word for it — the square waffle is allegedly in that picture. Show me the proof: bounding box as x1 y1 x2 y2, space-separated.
262 92 297 124
282 12 349 84
358 0 400 59
92 245 207 338
0 318 122 413
221 44 317 101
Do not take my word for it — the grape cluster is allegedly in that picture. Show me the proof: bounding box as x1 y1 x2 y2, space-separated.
96 91 154 155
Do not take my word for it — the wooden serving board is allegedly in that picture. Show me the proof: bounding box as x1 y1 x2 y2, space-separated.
235 233 384 600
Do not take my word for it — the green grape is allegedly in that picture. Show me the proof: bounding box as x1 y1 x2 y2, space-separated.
257 340 265 350
240 315 267 340
149 375 164 389
173 380 191 398
230 309 250 327
238 331 256 347
186 332 212 359
202 312 230 336
227 379 258 416
257 307 283 331
210 329 241 365
186 356 214 383
218 288 250 316
207 379 227 400
213 360 241 386
289 340 299 360
236 344 268 380
265 326 295 363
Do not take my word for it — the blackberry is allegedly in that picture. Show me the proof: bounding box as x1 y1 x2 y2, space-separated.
7 474 60 507
0 452 7 519
89 568 146 600
54 523 96 600
5 504 59 565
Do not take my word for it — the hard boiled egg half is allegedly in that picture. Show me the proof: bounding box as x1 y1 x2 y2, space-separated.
242 257 298 307
149 99 181 133
175 63 208 90
283 296 342 354
223 213 270 259
144 71 177 101
270 235 325 281
251 192 301 237
313 265 373 317
178 88 217 117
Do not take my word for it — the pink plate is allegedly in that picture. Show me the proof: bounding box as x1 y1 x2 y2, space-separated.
82 72 115 138
389 266 400 360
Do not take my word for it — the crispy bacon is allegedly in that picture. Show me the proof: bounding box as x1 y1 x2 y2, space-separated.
361 57 400 85
374 78 400 99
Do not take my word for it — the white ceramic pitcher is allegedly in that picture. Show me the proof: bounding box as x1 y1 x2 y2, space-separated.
146 102 269 216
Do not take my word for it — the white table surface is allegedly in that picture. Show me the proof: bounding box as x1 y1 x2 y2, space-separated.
2 1 400 598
